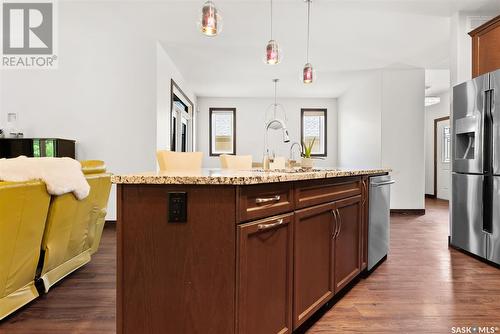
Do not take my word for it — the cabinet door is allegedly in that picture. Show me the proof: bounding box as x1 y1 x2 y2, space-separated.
237 213 293 334
293 202 335 329
470 17 500 77
334 195 362 293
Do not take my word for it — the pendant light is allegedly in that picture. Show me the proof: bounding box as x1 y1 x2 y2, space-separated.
303 0 313 83
265 0 281 65
200 1 221 37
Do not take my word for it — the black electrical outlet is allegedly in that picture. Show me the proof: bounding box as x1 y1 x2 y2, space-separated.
168 192 187 223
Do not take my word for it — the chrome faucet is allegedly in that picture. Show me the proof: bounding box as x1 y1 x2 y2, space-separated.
266 119 290 143
263 119 290 169
264 119 290 155
289 142 302 162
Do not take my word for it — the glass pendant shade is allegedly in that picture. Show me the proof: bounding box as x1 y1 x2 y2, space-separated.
265 39 281 65
265 79 287 127
200 1 220 37
303 63 313 84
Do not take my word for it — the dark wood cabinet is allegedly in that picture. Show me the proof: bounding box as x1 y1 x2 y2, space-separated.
334 195 362 293
293 203 335 329
470 15 500 78
237 213 293 334
117 174 385 334
0 138 76 159
294 177 361 209
117 185 236 334
239 183 294 222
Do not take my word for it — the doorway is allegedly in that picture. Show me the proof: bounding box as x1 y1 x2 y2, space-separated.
170 79 194 152
434 116 451 200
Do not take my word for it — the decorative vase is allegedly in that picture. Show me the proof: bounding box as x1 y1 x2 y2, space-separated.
301 157 313 169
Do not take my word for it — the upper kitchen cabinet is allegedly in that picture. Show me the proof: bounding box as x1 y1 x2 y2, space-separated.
470 15 500 78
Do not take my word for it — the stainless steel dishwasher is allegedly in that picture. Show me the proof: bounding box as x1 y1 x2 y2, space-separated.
368 175 394 271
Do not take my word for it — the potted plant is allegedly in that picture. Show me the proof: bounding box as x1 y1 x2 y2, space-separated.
301 138 315 169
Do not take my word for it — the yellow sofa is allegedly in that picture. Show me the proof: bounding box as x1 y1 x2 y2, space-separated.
39 160 112 292
0 181 51 320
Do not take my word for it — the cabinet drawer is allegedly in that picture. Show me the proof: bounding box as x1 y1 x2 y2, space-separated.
239 183 294 222
295 177 361 209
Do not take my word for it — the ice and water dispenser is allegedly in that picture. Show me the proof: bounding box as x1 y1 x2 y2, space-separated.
454 116 477 161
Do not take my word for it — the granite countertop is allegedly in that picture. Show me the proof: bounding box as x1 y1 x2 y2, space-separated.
111 167 391 185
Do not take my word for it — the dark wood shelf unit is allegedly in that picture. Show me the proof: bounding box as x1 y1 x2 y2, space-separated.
0 138 76 159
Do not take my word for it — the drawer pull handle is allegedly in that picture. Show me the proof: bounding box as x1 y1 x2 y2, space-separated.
331 209 339 238
255 195 281 204
258 219 285 231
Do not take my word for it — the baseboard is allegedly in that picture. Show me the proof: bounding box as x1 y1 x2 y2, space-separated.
390 209 425 216
425 194 436 199
105 220 116 224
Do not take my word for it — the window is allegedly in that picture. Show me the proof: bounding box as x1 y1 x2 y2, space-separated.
442 126 451 163
210 108 236 156
170 80 194 152
301 108 327 156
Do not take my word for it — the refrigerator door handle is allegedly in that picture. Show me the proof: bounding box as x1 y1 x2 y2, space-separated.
486 89 493 123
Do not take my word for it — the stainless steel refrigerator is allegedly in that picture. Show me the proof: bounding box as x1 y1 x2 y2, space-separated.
451 69 500 265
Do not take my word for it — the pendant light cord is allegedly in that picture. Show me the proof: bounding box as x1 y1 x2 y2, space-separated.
306 0 311 62
274 80 277 106
270 0 273 39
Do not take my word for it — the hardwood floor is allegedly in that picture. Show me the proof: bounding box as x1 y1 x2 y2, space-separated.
0 226 116 334
1 199 499 333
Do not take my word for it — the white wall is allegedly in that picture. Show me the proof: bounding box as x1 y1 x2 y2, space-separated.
0 2 195 220
381 69 425 210
338 69 425 210
424 91 451 195
338 72 382 167
197 97 338 168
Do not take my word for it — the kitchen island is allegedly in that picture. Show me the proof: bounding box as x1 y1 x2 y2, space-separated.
113 168 390 334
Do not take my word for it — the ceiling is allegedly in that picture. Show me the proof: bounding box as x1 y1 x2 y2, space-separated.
156 0 500 98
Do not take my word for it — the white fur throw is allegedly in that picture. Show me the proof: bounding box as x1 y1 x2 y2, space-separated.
0 156 90 200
